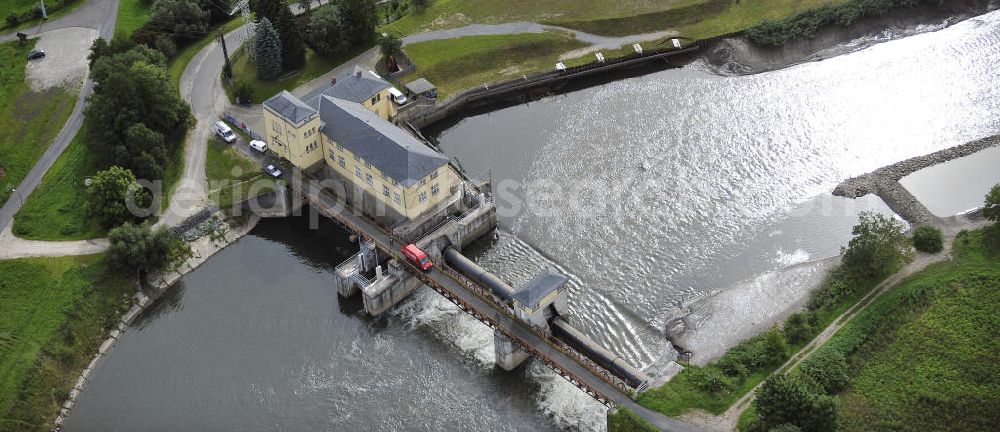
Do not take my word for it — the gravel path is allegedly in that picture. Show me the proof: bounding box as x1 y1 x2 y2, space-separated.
0 225 109 259
0 0 116 43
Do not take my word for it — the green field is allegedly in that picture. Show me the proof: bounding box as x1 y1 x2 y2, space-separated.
401 31 586 98
114 0 152 38
384 0 846 37
0 40 76 207
0 255 134 430
225 44 370 103
827 230 1000 430
12 123 104 240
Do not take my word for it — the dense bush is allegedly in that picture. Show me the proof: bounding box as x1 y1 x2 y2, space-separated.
755 374 839 432
912 225 943 253
107 223 188 277
2 0 82 30
254 18 283 80
716 327 788 377
782 312 815 345
306 4 350 56
798 350 850 394
252 0 306 70
747 0 945 46
87 166 152 228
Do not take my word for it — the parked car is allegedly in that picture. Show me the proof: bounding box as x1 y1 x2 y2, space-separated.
214 121 237 143
401 244 433 271
27 49 45 60
249 140 267 153
265 164 282 178
388 87 407 105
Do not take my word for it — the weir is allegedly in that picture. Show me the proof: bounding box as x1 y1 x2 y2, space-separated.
285 170 692 431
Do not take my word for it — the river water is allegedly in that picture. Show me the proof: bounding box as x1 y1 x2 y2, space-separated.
66 10 1000 432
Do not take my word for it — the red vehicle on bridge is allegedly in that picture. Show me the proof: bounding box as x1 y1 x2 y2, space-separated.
402 244 433 271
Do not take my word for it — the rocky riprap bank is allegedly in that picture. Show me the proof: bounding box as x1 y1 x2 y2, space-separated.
833 134 1000 225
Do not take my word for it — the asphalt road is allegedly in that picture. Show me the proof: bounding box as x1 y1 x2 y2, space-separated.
0 0 119 235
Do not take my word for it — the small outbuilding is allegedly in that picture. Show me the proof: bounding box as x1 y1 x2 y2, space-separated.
405 78 438 99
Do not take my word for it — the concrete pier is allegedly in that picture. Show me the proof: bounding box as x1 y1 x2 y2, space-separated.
362 260 422 316
494 331 530 371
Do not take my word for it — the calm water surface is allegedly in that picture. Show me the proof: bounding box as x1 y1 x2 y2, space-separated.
67 10 1000 431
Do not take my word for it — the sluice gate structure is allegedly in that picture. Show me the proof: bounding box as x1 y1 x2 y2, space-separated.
282 171 698 432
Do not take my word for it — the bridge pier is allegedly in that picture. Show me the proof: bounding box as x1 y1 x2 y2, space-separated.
494 331 530 371
362 260 421 316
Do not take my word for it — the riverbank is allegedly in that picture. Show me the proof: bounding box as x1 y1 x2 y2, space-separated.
697 0 998 75
50 211 259 428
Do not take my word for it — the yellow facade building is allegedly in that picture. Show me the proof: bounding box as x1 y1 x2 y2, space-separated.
262 72 459 223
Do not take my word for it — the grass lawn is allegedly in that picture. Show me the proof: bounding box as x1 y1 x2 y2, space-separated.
205 138 276 209
224 44 370 103
0 255 134 430
827 230 1000 431
0 40 76 207
382 0 848 37
12 122 104 240
0 0 87 34
401 31 587 99
607 407 659 432
114 0 152 38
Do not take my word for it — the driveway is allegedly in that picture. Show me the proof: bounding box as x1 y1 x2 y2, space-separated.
0 0 118 43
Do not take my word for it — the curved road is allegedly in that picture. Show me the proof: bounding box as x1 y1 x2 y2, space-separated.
0 0 119 259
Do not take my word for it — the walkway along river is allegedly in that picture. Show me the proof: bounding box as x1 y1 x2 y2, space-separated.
66 9 1000 432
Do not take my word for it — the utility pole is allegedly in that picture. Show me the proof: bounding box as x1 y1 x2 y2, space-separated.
39 0 47 19
220 32 233 80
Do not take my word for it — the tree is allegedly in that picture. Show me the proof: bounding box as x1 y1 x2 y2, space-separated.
306 4 349 57
107 223 187 278
85 51 191 177
252 0 306 70
88 167 152 228
379 33 402 71
338 0 377 46
144 0 211 43
912 225 943 253
410 0 428 12
254 18 283 79
841 211 912 278
984 183 1000 223
755 375 839 432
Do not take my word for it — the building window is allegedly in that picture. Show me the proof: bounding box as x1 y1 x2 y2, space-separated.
337 143 344 151
355 167 362 179
338 156 346 168
353 154 360 162
329 149 336 160
393 193 401 204
392 179 398 187
272 120 281 133
419 178 427 186
430 170 439 180
364 161 372 169
382 185 390 197
366 173 373 186
431 183 440 196
418 191 427 203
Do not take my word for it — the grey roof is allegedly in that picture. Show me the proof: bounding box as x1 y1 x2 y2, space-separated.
319 96 448 187
513 269 567 310
321 65 392 104
263 90 317 124
405 78 436 94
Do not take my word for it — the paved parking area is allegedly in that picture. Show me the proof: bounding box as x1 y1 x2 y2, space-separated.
25 27 99 92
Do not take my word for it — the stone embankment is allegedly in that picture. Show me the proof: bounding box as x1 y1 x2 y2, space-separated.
833 134 1000 226
53 212 260 428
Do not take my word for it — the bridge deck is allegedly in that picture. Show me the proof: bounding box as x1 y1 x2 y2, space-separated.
292 176 698 432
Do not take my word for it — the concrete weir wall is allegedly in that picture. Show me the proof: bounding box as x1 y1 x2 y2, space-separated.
494 331 530 371
834 134 1000 225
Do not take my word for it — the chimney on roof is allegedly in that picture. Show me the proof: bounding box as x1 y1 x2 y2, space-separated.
356 70 362 78
331 77 337 85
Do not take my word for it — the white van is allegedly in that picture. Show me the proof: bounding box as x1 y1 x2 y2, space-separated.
249 140 267 153
388 87 407 105
215 121 237 143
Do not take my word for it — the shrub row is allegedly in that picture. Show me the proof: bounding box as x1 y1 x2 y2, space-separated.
746 0 945 46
